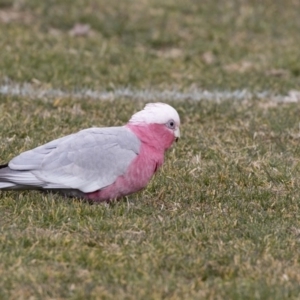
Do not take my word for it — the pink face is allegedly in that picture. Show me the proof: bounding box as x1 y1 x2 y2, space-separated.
128 102 181 149
127 122 178 151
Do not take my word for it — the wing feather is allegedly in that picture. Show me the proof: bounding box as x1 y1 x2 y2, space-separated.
5 126 140 193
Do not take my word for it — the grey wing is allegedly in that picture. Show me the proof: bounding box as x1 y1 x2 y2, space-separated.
6 126 140 193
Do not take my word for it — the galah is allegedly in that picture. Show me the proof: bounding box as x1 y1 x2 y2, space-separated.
0 103 180 202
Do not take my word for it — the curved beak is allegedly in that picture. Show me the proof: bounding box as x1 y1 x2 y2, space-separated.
174 127 180 142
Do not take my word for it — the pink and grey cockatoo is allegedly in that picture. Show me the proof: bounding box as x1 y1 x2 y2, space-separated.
0 103 180 202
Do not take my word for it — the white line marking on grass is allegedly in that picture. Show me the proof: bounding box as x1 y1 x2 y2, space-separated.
0 82 300 103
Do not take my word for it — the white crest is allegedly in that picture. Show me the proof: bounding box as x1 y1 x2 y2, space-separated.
129 103 180 125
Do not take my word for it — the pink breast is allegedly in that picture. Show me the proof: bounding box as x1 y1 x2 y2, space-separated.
85 123 174 202
85 143 163 202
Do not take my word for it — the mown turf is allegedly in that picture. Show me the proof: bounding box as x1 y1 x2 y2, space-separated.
1 97 300 299
0 0 300 92
1 0 300 299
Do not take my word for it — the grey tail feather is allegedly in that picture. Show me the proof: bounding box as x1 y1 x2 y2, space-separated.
0 164 8 169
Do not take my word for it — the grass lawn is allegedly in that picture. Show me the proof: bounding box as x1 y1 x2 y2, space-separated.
0 0 300 299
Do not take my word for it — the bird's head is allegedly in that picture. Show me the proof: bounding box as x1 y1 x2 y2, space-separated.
129 103 181 142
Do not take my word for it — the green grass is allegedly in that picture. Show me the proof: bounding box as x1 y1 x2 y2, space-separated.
1 0 300 299
0 0 300 92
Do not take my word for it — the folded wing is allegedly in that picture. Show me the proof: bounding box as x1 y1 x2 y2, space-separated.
0 127 140 193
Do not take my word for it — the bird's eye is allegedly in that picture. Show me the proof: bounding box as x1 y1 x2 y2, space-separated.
166 119 176 129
